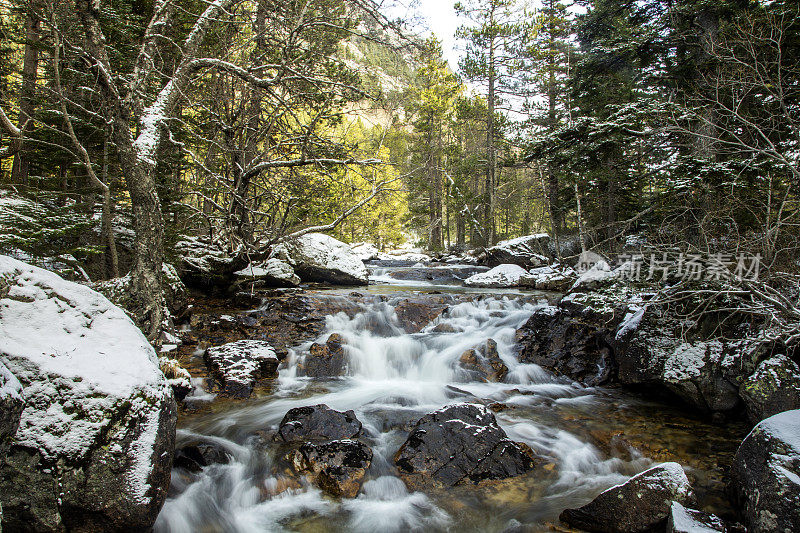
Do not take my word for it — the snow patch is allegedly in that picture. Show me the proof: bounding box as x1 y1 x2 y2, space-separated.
464 264 528 288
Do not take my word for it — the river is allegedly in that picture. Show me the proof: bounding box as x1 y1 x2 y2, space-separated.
155 262 746 532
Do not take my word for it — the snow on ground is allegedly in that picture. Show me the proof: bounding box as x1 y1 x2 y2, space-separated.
464 264 528 288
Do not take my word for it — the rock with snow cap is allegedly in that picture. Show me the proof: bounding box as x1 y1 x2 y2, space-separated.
519 264 576 291
731 409 800 533
569 260 617 292
277 404 363 443
233 258 301 289
464 264 529 288
174 235 247 289
394 403 539 488
0 255 176 532
739 354 800 423
559 462 693 532
485 234 551 267
271 233 368 285
666 502 726 533
204 340 279 398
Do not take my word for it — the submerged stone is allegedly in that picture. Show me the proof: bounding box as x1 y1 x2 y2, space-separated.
292 439 372 498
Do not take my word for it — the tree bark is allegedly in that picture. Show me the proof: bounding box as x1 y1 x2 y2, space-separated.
11 11 41 186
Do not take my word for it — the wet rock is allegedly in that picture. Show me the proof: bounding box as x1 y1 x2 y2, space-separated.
204 340 279 398
394 403 539 488
666 502 726 533
459 339 508 382
174 440 231 473
731 409 800 533
393 299 448 333
299 333 348 378
464 264 528 288
516 306 616 386
486 234 551 268
559 462 693 533
292 439 372 498
271 233 368 285
739 354 800 423
233 258 301 289
0 255 176 532
278 404 363 443
377 265 487 285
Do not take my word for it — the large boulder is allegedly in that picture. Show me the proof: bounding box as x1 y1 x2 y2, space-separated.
233 258 300 289
277 404 363 443
559 462 693 532
204 340 279 398
0 255 176 532
464 264 528 288
485 234 550 268
731 409 800 533
519 265 576 291
271 233 368 285
299 333 348 378
739 354 800 423
174 235 246 289
394 403 539 489
291 439 372 498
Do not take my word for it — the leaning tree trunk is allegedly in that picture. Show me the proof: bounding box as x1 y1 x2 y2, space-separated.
11 11 40 186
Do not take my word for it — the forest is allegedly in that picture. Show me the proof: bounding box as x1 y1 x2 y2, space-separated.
0 1 799 532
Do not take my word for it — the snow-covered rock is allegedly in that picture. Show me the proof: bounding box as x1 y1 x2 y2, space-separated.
233 258 300 288
560 462 693 532
174 235 245 288
731 409 800 532
464 264 528 288
739 354 800 423
485 234 550 268
569 259 616 292
0 255 176 532
519 265 576 291
271 233 368 285
350 242 381 262
204 340 279 398
0 361 23 454
666 502 726 533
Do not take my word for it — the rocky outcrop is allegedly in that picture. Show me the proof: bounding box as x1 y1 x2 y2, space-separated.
464 264 528 288
299 334 348 378
291 439 372 498
731 409 800 533
233 259 301 289
519 265 576 291
559 462 693 533
739 354 800 423
458 339 508 382
373 265 487 285
0 256 176 532
277 404 363 443
394 403 538 489
666 502 726 533
485 234 550 268
204 340 279 398
271 233 368 285
174 235 246 289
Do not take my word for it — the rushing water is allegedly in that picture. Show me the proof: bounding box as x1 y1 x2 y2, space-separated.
155 270 746 532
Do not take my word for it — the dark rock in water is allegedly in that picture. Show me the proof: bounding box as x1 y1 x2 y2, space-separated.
739 354 800 423
393 298 448 333
204 340 279 398
666 502 726 533
292 439 372 498
486 234 551 267
394 403 539 488
731 409 800 533
278 404 363 443
300 333 347 378
459 339 508 382
559 462 693 533
516 306 615 386
174 440 232 473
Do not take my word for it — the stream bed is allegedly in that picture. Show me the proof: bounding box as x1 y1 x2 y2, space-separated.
155 266 748 532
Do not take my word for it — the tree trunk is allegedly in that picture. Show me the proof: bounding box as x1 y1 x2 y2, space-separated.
484 4 497 247
11 12 41 186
